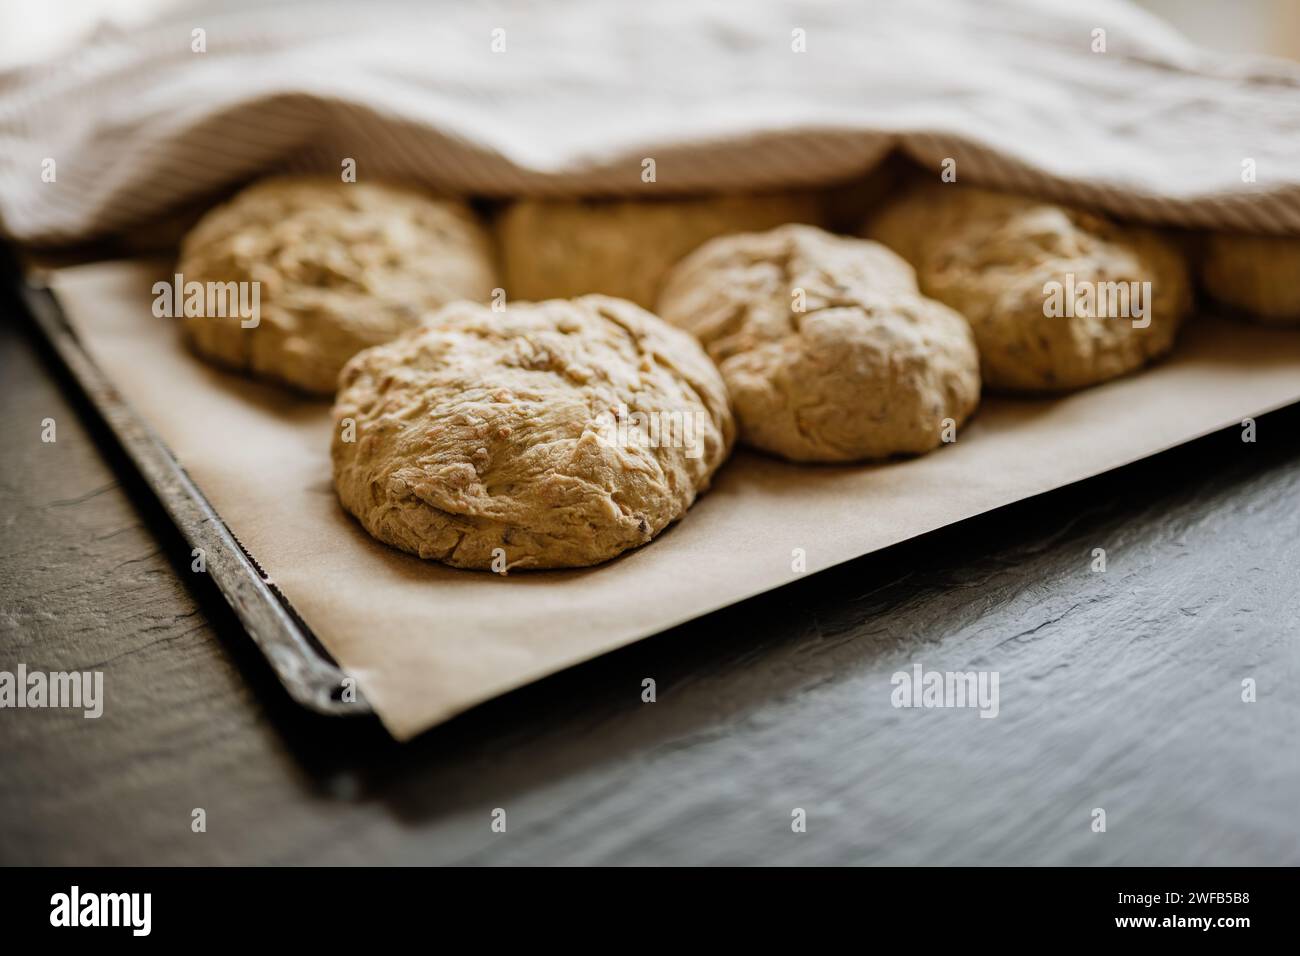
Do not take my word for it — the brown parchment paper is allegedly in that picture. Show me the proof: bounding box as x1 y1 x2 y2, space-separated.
49 260 1300 740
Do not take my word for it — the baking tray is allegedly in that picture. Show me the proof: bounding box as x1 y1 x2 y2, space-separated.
5 248 370 716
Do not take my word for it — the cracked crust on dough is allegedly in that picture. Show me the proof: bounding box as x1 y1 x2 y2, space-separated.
178 177 498 395
496 192 825 309
866 184 1193 392
657 224 981 463
331 296 735 570
1199 233 1300 325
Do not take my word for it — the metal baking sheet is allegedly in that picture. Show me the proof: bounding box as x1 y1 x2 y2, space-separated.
6 250 370 716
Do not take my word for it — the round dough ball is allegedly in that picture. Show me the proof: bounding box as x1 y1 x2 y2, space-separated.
1200 233 1300 325
657 224 981 463
331 296 735 570
866 185 1193 392
497 192 825 309
178 177 498 395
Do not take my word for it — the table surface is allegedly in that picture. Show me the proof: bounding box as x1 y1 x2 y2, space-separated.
1 294 1297 866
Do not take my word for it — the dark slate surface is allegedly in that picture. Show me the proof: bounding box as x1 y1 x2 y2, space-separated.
1 307 1297 866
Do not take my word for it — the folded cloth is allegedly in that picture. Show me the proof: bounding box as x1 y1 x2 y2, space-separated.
1 0 1298 246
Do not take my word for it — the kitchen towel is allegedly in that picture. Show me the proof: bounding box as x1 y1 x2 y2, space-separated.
1 0 1299 245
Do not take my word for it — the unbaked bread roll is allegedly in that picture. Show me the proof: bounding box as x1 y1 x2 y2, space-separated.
331 296 735 570
179 177 498 395
497 192 825 309
658 224 980 462
1199 233 1300 325
867 184 1193 392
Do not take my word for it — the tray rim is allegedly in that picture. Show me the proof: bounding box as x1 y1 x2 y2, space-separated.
7 252 372 717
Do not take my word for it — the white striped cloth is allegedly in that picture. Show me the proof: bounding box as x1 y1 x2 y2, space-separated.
2 0 1298 246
